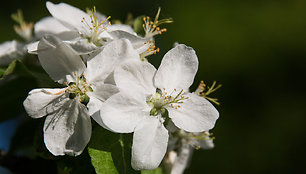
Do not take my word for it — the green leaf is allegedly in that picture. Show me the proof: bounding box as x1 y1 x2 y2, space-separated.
141 167 163 174
0 59 33 80
0 67 5 76
88 126 139 174
0 59 56 87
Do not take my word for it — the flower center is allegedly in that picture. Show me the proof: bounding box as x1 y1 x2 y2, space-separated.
65 74 93 105
141 7 173 38
81 6 111 46
177 130 215 150
146 88 188 116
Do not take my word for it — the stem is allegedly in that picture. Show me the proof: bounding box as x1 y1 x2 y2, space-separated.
119 134 127 174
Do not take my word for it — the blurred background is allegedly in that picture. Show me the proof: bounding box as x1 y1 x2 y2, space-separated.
1 0 306 173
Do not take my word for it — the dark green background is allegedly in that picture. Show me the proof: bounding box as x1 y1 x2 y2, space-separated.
1 0 306 173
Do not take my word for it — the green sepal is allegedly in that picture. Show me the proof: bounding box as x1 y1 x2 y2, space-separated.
0 59 33 80
80 94 90 106
150 107 158 116
161 108 170 127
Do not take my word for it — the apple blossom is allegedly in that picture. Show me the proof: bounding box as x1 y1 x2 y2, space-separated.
99 44 219 170
23 35 140 156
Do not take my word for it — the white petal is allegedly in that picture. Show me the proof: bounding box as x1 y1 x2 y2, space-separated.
107 30 149 54
99 92 148 133
44 100 91 156
27 31 80 55
26 41 38 54
107 24 136 35
0 40 18 56
168 93 219 132
46 1 90 33
154 44 199 91
86 84 119 116
55 31 80 41
0 40 24 66
114 60 156 96
86 97 103 124
132 116 169 170
171 140 193 174
34 16 69 38
23 88 69 118
38 35 86 84
84 38 140 84
65 38 98 55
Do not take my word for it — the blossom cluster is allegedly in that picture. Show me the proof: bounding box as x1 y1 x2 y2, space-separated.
0 2 219 173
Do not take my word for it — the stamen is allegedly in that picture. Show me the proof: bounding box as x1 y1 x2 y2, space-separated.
82 6 111 46
195 81 222 105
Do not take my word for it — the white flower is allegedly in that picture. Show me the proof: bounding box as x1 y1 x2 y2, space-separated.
99 44 219 170
23 35 139 156
25 2 154 61
33 16 70 39
165 129 214 174
37 2 148 55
